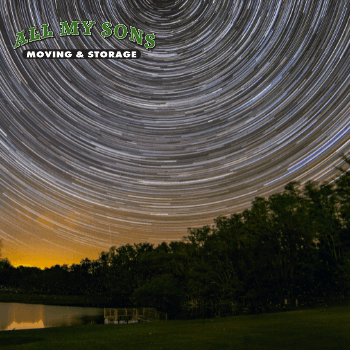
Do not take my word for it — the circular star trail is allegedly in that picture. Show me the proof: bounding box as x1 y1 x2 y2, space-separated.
1 0 350 266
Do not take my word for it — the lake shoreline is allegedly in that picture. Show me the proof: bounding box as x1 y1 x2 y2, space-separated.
0 292 111 308
0 302 104 331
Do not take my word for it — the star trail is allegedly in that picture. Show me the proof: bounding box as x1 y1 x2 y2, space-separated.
1 0 350 267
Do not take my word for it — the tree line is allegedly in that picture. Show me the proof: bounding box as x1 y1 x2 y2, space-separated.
1 160 350 319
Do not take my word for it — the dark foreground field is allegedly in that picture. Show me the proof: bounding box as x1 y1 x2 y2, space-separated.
1 305 350 350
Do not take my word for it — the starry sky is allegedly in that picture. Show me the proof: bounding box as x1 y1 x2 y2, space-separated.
1 0 350 268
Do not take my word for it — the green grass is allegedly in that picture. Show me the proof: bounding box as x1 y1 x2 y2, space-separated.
0 293 109 307
1 306 350 349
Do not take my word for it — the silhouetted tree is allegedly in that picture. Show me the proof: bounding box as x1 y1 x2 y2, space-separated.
3 159 350 316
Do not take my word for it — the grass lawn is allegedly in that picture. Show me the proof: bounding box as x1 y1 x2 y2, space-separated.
1 305 349 349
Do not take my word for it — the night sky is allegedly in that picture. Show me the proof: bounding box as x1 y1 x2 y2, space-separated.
1 0 350 268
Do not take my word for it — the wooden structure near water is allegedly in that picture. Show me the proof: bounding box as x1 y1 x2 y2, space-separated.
104 307 167 324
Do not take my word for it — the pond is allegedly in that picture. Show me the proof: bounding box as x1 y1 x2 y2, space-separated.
0 302 104 331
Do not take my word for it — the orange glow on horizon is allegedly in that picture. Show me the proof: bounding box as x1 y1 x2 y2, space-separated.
8 256 95 269
3 245 102 270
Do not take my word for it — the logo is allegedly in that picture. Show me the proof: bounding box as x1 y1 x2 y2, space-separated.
14 21 156 58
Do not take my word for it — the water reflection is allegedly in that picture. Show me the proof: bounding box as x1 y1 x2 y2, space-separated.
0 303 104 331
6 320 45 330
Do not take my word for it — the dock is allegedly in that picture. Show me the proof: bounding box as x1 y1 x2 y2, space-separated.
104 307 167 324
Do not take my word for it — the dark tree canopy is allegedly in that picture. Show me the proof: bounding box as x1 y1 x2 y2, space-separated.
1 160 350 318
